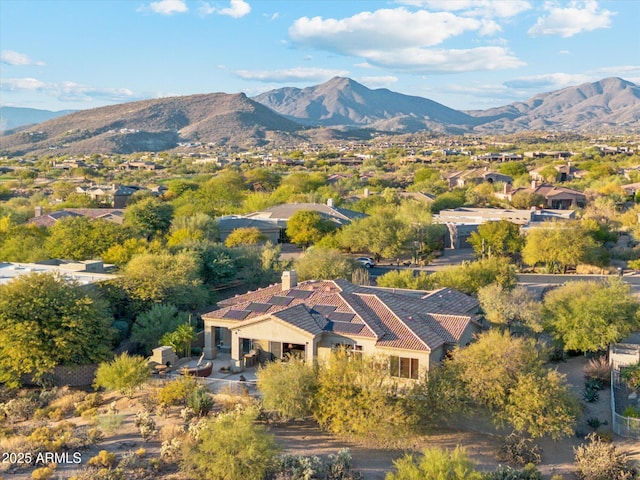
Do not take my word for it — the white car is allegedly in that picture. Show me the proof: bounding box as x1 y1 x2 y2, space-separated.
355 257 376 268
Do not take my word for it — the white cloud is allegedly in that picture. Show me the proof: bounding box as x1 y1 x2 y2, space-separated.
199 0 251 18
235 67 350 83
528 0 614 37
364 46 525 73
559 50 572 55
0 77 137 103
357 76 399 89
504 73 592 90
289 8 523 74
219 0 251 18
1 50 45 66
148 0 188 15
398 0 532 18
290 8 483 52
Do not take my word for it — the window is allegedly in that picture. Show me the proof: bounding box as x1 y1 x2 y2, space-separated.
331 343 363 358
389 356 419 379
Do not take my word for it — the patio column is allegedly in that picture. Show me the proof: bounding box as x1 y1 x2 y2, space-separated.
203 324 217 360
231 332 244 372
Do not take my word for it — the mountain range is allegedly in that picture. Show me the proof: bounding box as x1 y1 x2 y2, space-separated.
0 107 76 132
1 77 638 155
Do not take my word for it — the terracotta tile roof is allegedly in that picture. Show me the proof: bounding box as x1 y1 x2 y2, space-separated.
29 208 125 227
204 279 481 354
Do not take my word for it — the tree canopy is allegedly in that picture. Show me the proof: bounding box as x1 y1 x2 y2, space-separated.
286 210 336 247
0 272 113 387
542 278 640 352
468 220 523 258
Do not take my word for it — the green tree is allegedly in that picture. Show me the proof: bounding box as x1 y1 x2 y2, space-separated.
429 190 466 213
124 196 173 238
181 407 280 480
286 210 336 247
293 247 354 281
224 227 267 247
0 273 113 387
161 323 197 358
120 252 209 311
621 363 640 391
431 256 517 295
510 191 545 209
468 220 524 258
0 223 49 262
443 330 578 439
376 269 435 290
337 214 408 261
131 304 189 354
542 279 640 353
167 213 218 248
256 356 318 421
93 353 150 398
313 349 413 443
45 216 130 260
478 284 543 334
522 222 600 273
499 162 528 177
385 446 483 480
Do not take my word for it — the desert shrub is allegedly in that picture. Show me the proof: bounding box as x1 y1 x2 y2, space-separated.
497 433 542 466
485 464 542 480
0 397 38 422
161 437 183 462
583 386 599 403
257 356 318 421
181 406 280 480
385 446 483 480
574 433 638 480
160 423 186 443
88 450 118 468
585 356 611 383
587 417 603 429
274 454 324 480
621 363 640 391
622 406 640 418
215 383 254 411
74 392 103 416
96 412 125 433
134 410 157 441
93 353 150 397
31 465 56 480
186 386 213 417
327 449 362 480
156 375 198 407
81 407 99 420
586 378 605 391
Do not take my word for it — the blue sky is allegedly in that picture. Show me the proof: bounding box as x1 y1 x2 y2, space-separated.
1 0 639 112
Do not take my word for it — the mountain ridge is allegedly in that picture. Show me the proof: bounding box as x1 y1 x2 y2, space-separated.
1 76 638 155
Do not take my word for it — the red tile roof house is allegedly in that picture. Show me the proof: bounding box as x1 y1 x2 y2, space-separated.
201 271 483 380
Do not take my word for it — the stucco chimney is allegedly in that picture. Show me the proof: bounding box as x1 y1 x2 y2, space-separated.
364 188 370 198
503 183 512 194
34 206 43 217
282 270 298 291
326 198 334 207
531 180 538 189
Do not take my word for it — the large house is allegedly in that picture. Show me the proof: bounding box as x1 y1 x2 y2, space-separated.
201 272 483 379
29 207 125 227
496 181 587 210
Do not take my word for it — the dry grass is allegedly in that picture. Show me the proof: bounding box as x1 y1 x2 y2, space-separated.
584 356 611 383
159 424 185 443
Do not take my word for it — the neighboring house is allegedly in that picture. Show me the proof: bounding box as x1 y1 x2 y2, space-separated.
445 169 512 188
529 162 586 183
244 201 367 229
118 160 162 171
398 191 436 204
201 272 483 378
216 216 283 244
29 207 125 227
75 184 141 208
0 260 115 286
497 181 587 210
434 207 575 249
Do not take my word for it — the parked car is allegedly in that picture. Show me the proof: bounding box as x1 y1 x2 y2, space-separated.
355 257 376 268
